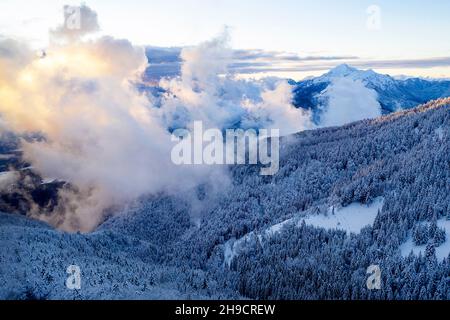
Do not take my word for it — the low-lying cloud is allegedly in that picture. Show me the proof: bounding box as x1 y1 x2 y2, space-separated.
0 5 311 231
317 78 382 127
155 30 311 135
0 4 395 232
0 34 218 231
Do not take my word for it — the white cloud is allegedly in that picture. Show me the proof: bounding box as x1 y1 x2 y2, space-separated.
158 30 312 134
0 8 313 231
0 30 228 232
318 78 381 127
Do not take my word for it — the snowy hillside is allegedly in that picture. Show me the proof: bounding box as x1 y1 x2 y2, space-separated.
1 98 450 300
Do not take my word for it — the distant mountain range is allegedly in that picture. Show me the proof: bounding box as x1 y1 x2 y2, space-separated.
291 64 450 114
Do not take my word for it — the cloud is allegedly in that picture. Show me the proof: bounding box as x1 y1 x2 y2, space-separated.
146 47 182 64
3 4 420 232
240 81 313 135
0 8 313 231
243 57 450 77
228 56 450 77
317 78 382 127
0 28 229 232
144 46 358 80
144 46 450 80
156 30 312 135
353 57 450 70
0 36 34 81
0 171 19 192
232 49 358 62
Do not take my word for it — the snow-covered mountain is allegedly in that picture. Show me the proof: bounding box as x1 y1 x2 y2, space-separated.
1 98 449 300
292 64 450 114
315 64 394 86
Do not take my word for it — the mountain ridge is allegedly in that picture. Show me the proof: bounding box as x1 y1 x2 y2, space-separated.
293 64 450 115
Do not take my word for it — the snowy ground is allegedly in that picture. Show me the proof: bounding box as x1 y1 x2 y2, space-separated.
301 197 384 234
400 219 450 261
224 197 384 266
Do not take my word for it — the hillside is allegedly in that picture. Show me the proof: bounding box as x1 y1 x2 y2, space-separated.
1 98 449 300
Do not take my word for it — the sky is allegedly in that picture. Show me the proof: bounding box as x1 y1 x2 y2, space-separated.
1 0 450 79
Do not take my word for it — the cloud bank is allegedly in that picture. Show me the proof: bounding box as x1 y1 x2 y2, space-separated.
0 34 222 231
145 45 450 81
156 30 311 135
0 5 311 231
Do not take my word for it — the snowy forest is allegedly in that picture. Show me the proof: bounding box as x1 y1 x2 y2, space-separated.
1 98 449 300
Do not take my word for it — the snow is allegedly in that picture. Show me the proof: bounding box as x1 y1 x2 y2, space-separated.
436 220 450 260
400 219 450 261
41 178 57 184
223 233 259 267
224 198 384 266
316 64 394 88
400 238 426 259
265 219 292 237
300 197 384 234
323 64 358 78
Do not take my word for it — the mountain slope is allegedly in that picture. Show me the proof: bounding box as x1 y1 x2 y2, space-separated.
1 98 449 300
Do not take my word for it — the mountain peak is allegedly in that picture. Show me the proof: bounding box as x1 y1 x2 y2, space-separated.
325 64 359 77
315 64 396 88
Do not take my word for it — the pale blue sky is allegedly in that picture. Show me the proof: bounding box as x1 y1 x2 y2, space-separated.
1 0 450 78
